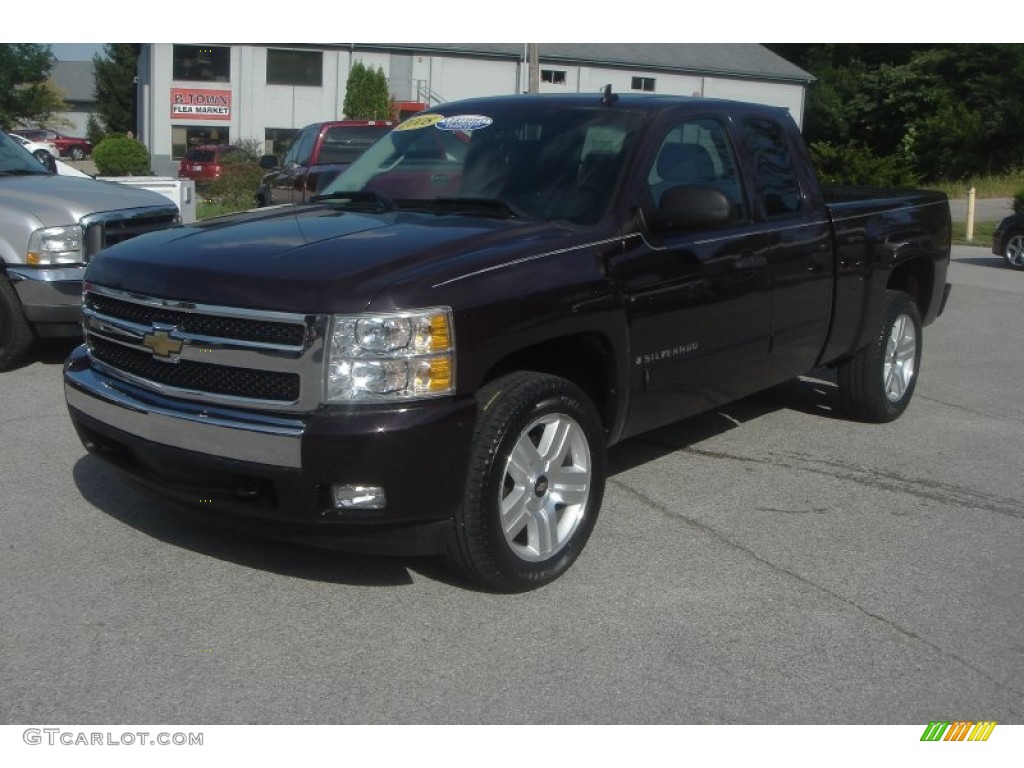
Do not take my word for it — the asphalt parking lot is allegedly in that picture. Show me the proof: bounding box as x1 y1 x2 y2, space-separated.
1 244 1022 726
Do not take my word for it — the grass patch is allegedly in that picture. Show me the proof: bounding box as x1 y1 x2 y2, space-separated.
951 219 996 247
197 200 256 219
926 171 1024 200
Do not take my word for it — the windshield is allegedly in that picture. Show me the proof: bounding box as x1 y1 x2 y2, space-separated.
320 101 644 225
0 132 50 175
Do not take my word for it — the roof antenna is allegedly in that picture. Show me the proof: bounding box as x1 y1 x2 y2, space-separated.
601 84 618 106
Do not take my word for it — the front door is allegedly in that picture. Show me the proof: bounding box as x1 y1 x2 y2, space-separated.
614 116 773 438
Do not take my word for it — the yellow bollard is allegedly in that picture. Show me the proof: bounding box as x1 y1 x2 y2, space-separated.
966 186 976 244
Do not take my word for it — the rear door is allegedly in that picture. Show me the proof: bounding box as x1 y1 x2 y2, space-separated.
735 114 834 383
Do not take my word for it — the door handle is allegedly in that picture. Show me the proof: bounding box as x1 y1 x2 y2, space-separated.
734 254 767 271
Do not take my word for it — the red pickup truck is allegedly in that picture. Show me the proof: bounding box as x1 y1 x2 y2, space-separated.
255 120 394 207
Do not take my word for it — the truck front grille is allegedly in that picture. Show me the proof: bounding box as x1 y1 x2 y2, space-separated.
89 338 302 402
86 293 308 346
82 285 329 411
81 207 180 260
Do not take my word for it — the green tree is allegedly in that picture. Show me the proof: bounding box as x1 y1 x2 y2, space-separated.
343 61 391 120
92 44 139 136
766 43 1024 182
0 44 69 130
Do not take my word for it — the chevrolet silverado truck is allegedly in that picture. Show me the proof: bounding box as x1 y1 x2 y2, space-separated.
0 132 180 370
255 120 395 207
64 92 951 591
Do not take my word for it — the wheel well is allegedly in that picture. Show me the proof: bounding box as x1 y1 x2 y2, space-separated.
887 258 935 318
482 333 617 434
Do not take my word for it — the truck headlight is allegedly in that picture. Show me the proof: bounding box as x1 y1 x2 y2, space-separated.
26 225 84 265
325 308 455 402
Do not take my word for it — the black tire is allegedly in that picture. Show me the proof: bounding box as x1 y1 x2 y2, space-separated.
446 372 606 592
836 290 922 423
0 277 36 371
32 149 50 163
69 146 86 161
1001 230 1024 270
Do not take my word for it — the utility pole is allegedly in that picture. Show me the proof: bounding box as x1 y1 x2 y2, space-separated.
527 43 540 93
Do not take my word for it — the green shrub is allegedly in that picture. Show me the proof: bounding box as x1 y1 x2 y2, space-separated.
93 135 151 176
200 152 263 210
1013 188 1024 215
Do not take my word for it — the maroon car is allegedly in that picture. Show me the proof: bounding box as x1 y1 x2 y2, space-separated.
11 128 92 160
177 144 241 183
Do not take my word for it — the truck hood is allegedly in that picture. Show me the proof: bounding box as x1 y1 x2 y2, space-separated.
0 174 176 226
85 203 591 313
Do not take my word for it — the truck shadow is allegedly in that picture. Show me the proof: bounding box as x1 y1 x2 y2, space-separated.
608 372 840 476
71 456 425 587
955 254 1008 269
70 372 840 590
10 338 80 370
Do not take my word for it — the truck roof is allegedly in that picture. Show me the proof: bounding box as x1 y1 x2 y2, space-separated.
416 91 792 120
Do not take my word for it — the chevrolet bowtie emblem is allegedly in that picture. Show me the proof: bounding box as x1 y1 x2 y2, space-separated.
141 328 184 360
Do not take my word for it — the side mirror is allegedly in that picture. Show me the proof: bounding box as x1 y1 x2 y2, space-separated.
647 184 732 233
40 153 58 174
259 154 279 170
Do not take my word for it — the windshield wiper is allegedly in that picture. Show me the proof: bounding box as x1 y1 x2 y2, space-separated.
310 190 396 211
0 169 48 177
395 197 528 219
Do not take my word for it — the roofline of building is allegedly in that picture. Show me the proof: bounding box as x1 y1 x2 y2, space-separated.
238 43 815 85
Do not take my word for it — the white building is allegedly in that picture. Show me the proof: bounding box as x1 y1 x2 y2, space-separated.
137 43 813 176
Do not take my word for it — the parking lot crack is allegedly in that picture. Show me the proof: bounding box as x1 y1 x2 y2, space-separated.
608 475 1024 714
917 393 1024 424
683 447 1024 522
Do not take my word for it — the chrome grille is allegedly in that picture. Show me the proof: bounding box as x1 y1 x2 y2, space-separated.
83 285 329 412
81 206 180 260
90 338 302 402
85 293 308 346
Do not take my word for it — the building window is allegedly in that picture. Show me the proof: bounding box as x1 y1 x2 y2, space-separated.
267 49 323 87
173 45 231 83
631 77 656 92
171 126 230 160
541 69 566 85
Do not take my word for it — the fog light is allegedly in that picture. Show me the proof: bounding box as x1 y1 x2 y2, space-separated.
331 484 386 510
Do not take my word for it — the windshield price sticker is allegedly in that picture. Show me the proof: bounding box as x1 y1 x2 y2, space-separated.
436 115 493 132
395 114 444 132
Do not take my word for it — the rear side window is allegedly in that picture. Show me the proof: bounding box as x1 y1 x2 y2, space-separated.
319 125 391 164
185 149 216 163
740 118 803 217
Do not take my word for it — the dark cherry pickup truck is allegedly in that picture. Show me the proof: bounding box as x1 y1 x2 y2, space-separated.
64 92 951 591
255 119 394 207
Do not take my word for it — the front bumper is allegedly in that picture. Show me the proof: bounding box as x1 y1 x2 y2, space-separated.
64 345 477 555
7 264 86 334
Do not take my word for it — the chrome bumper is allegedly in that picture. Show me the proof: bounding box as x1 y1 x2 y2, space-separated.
64 348 304 468
8 265 86 323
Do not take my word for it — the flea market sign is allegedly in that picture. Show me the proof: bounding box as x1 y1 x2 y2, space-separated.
170 88 231 121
